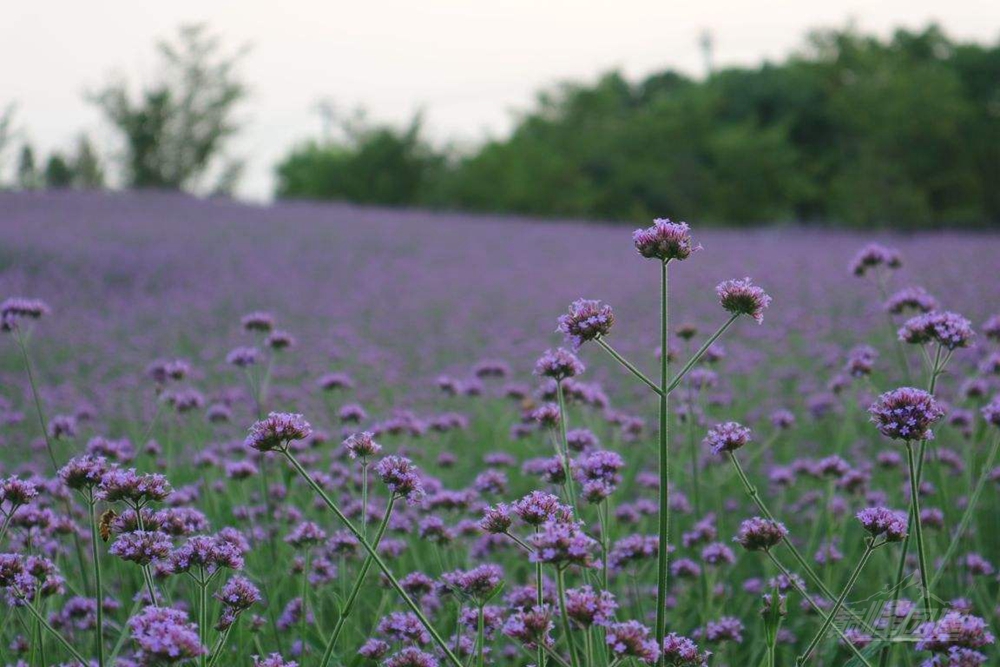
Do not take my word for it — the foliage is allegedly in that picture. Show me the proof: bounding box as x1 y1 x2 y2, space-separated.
275 25 1000 229
90 24 248 192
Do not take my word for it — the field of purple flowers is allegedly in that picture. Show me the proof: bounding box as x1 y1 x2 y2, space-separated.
0 190 999 667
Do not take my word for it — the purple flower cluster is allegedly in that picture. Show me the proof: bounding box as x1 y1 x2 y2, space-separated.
374 455 425 504
129 605 207 663
850 243 902 276
606 619 661 664
244 412 312 452
716 278 772 323
534 347 585 380
869 387 945 442
557 298 615 348
734 517 787 552
899 311 975 350
856 507 908 542
704 421 752 455
632 219 700 262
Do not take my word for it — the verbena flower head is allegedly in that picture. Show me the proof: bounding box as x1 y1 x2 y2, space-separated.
557 299 614 348
97 469 173 504
109 530 173 566
374 455 425 504
253 653 298 667
129 606 207 664
266 330 295 350
1 297 50 332
981 396 1000 428
503 604 554 648
606 620 661 665
704 421 752 455
846 345 878 377
632 219 700 262
885 286 938 315
565 586 617 628
983 315 1000 342
856 507 908 542
284 522 327 549
511 491 572 526
734 517 787 551
342 431 382 460
534 348 585 380
58 455 109 491
226 346 259 368
0 477 39 506
529 518 598 568
480 503 513 534
216 575 261 613
241 312 275 333
869 387 945 442
245 412 312 452
915 612 995 652
850 243 902 277
170 534 245 573
384 648 439 667
899 311 975 350
441 564 503 603
716 278 771 323
661 633 710 666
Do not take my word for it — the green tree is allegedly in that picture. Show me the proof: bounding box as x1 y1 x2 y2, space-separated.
91 24 247 191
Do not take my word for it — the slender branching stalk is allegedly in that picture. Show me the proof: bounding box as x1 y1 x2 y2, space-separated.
87 490 106 667
594 338 661 396
281 450 463 667
655 259 670 650
555 568 580 667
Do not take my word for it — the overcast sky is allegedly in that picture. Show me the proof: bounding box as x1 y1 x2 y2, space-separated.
3 1 997 199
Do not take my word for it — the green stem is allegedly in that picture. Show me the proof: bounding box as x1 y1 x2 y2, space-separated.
14 329 58 472
797 542 877 664
555 380 578 511
199 570 208 667
664 315 739 395
655 259 670 653
905 442 932 614
19 596 89 666
318 496 396 667
556 568 580 667
206 625 233 667
477 604 486 667
594 338 662 396
930 434 1000 590
763 551 874 667
88 494 106 667
282 451 463 667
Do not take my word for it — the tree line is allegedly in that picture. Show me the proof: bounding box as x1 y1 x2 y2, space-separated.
276 25 1000 229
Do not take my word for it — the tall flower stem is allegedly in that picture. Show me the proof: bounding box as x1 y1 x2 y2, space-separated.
555 380 578 511
655 258 670 652
281 451 463 667
763 551 874 667
664 315 739 396
318 497 396 667
476 603 487 667
930 434 1000 591
555 568 580 667
133 505 160 606
198 570 209 667
728 452 864 623
797 540 879 665
594 338 662 396
18 596 89 667
905 442 932 614
13 329 58 472
87 492 106 667
535 528 546 667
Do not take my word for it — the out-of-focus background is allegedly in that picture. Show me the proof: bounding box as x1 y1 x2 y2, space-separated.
2 1 998 228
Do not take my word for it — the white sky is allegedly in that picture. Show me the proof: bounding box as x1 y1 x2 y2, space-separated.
3 1 998 200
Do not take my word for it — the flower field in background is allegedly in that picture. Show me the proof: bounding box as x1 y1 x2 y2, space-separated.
0 190 998 667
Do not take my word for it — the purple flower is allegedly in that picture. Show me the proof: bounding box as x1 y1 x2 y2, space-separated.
318 372 355 391
343 432 382 460
983 315 1000 342
377 611 432 645
226 346 259 367
284 522 327 549
245 412 312 452
565 586 617 628
129 606 207 663
384 648 439 667
632 219 700 261
982 395 1000 428
59 455 109 491
661 633 710 666
704 421 752 455
97 469 173 504
869 387 945 442
534 347 585 380
606 620 661 664
373 455 425 504
502 605 554 648
856 507 908 542
899 311 975 350
241 312 275 332
358 639 390 660
0 477 39 506
265 330 295 350
479 504 513 534
1 297 50 331
511 491 571 526
716 278 771 323
557 298 615 348
529 518 598 568
253 654 298 667
885 286 938 315
850 243 902 277
915 612 995 652
734 517 787 551
169 534 245 573
441 564 504 602
846 345 878 377
109 530 173 566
